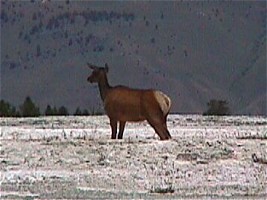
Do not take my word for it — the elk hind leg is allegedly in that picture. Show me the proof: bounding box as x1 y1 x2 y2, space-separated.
163 115 171 139
155 124 171 140
147 117 171 140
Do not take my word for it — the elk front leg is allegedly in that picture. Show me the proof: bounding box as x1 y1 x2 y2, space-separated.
110 119 117 139
118 121 126 139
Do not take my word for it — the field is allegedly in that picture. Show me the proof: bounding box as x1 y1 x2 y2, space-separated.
0 115 266 199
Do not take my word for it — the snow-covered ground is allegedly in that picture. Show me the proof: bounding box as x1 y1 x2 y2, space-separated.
0 115 266 199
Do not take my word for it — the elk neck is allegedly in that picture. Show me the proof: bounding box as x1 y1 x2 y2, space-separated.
98 73 111 101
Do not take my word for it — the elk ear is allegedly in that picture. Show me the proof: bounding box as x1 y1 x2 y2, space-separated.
104 63 109 73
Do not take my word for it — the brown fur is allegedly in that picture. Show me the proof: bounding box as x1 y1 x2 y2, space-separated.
87 63 172 140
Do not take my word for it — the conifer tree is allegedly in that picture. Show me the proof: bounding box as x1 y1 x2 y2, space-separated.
20 96 40 117
0 100 18 117
74 107 82 116
58 106 69 116
45 105 54 116
204 99 230 116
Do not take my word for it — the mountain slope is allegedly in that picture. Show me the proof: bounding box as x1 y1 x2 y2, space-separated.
1 1 266 115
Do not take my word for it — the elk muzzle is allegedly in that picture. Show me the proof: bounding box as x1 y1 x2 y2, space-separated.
87 76 94 83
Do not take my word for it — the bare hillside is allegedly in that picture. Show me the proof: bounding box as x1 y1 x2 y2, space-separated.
1 1 266 115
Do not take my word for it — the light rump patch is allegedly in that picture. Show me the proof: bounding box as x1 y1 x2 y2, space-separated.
153 91 171 117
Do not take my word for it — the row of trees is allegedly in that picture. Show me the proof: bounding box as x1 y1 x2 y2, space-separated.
0 97 230 117
0 97 101 117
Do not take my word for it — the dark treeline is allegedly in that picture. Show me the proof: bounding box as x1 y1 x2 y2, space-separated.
0 96 101 117
203 99 230 116
1 96 230 117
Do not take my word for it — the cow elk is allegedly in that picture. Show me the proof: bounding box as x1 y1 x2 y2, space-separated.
87 63 172 140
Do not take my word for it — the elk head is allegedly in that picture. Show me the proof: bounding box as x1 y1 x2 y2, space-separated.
87 63 109 83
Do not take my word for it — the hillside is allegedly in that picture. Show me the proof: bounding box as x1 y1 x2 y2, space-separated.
1 1 266 115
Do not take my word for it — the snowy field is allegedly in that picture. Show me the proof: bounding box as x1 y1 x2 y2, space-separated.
0 115 266 199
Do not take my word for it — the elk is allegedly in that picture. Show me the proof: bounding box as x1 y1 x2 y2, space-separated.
87 63 172 140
